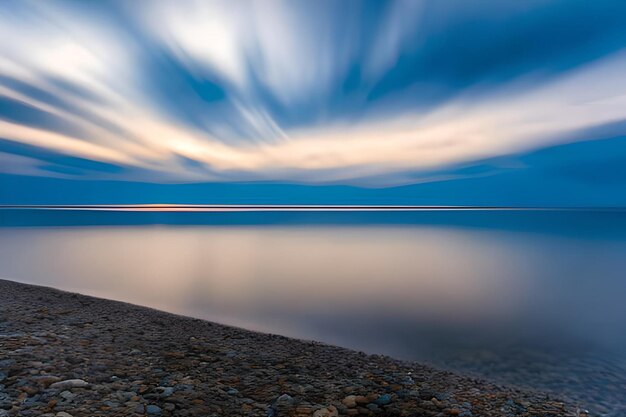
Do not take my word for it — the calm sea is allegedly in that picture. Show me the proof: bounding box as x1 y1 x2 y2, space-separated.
1 208 625 415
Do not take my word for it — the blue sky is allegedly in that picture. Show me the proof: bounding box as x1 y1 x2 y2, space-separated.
0 0 625 205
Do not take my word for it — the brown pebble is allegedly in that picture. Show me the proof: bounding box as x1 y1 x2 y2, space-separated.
355 395 369 405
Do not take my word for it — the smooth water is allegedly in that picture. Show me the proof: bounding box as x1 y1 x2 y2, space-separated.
1 209 625 414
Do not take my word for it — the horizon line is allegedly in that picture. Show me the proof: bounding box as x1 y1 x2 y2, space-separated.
1 205 625 212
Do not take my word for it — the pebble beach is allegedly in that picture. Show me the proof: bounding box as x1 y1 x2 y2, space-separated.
0 279 585 417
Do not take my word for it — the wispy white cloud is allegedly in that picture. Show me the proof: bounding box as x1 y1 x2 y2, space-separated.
0 0 625 185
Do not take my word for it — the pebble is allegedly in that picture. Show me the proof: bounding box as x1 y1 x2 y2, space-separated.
156 386 174 397
374 393 392 406
275 393 295 405
49 379 89 390
366 403 380 412
0 279 590 417
341 395 357 408
312 405 338 417
58 390 76 402
32 375 61 387
355 395 369 405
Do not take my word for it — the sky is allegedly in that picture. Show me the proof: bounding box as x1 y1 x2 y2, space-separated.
1 0 626 205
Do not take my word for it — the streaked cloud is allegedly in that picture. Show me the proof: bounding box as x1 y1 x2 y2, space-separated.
0 0 625 185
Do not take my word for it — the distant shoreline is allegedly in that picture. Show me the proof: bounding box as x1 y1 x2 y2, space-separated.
0 278 584 417
3 206 626 230
1 205 625 212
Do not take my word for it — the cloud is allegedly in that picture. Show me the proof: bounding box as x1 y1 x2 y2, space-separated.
0 0 625 186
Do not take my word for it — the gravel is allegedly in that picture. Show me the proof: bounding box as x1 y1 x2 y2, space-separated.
0 279 587 416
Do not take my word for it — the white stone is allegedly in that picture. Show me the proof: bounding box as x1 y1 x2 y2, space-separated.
49 379 89 390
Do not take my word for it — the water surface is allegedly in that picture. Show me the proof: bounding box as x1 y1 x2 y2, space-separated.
1 208 625 415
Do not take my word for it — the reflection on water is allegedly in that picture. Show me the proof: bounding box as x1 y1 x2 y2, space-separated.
0 210 625 414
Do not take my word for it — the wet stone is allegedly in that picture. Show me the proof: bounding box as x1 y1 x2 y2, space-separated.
146 404 162 415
